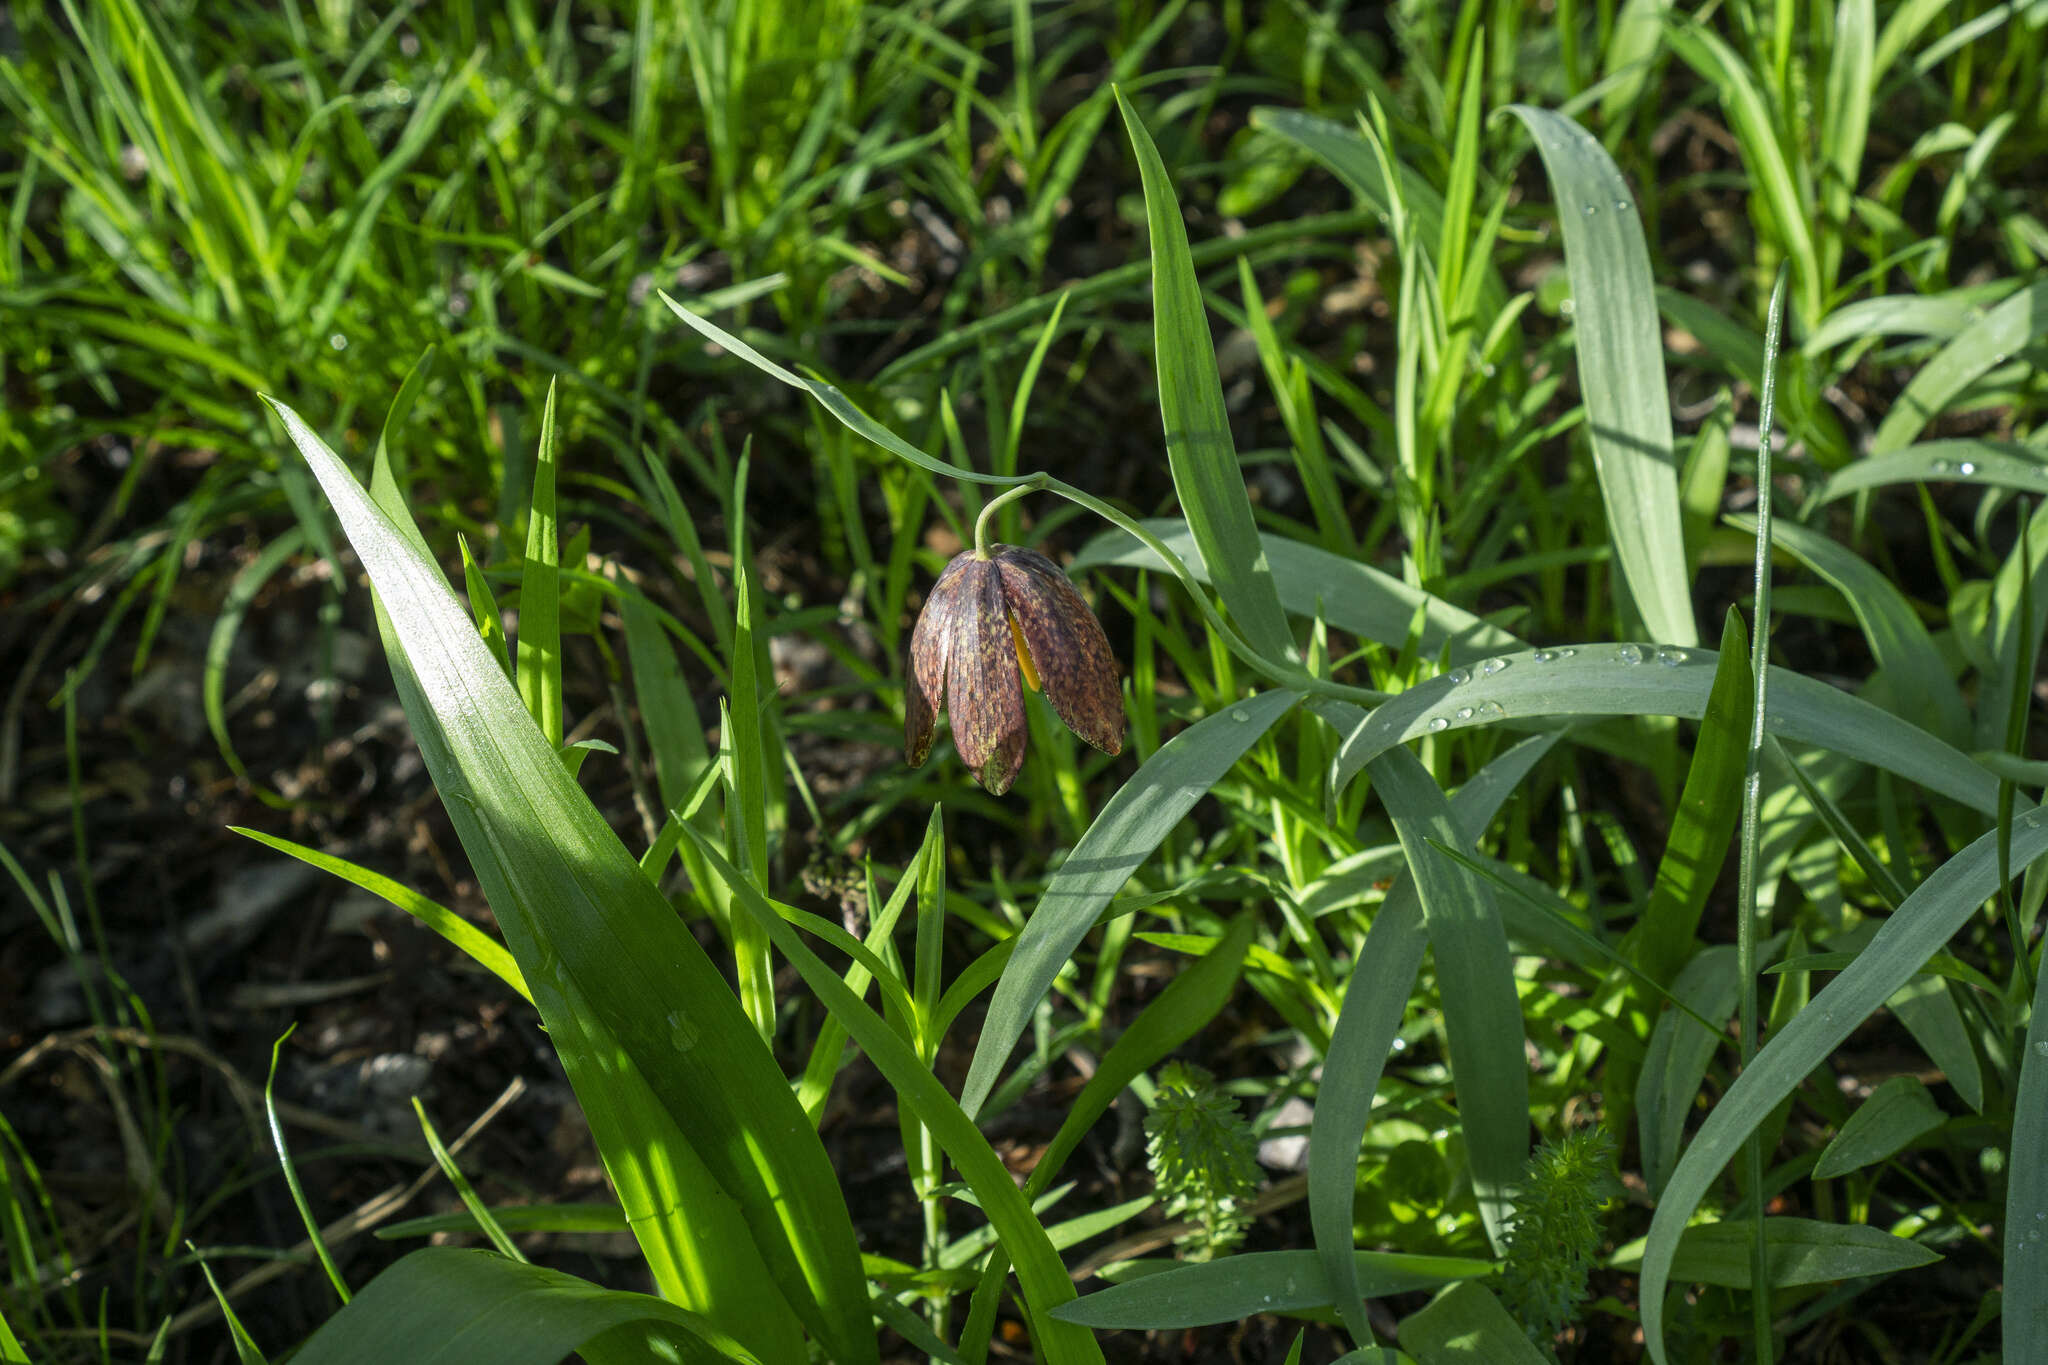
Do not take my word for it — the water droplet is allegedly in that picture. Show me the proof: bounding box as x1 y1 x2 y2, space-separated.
1231 707 1249 722
1533 649 1556 663
1613 198 1630 211
1958 461 1978 476
1656 647 1687 667
1448 666 1472 685
1559 297 1575 316
1583 202 1600 215
1932 459 1955 475
1555 646 1577 659
667 1011 699 1053
1456 706 1475 720
1616 644 1644 665
2035 1039 2048 1058
328 332 349 351
1478 700 1506 718
1426 717 1450 733
1479 656 1510 677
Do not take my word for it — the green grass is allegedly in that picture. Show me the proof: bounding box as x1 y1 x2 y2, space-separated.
5 2 2048 1362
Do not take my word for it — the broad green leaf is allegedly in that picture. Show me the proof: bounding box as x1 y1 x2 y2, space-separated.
1507 106 1695 648
1871 278 2048 453
684 835 1104 1365
1327 646 2013 818
268 401 876 1365
1813 1076 1945 1178
1618 1217 1938 1290
1051 1250 1490 1330
289 1248 754 1365
1401 1281 1550 1364
1073 520 1524 661
959 689 1301 1117
1640 806 2048 1363
1816 439 2048 502
1115 91 1294 663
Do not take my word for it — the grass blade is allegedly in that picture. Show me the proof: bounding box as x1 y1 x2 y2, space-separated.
1639 806 2048 1362
960 689 1301 1116
1507 105 1696 648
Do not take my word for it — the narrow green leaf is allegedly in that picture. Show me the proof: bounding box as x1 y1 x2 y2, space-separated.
1367 749 1523 1247
1327 646 2015 818
1639 610 1753 987
1401 1281 1551 1365
1073 520 1524 661
289 1248 756 1365
1307 730 1554 1346
2006 960 2048 1361
685 835 1105 1365
1735 514 1967 743
960 689 1300 1117
1817 440 2048 502
1872 278 2048 453
1051 1250 1490 1330
267 400 878 1365
1637 946 1740 1196
516 382 563 751
232 828 528 1001
1640 807 2048 1363
1115 90 1295 664
1621 1217 1938 1290
1506 105 1696 647
1813 1076 1945 1178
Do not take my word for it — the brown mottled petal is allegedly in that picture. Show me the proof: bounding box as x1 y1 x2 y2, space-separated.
944 557 1027 795
905 554 975 766
995 546 1124 757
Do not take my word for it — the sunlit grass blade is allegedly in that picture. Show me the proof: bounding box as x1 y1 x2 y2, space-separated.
1816 439 2048 501
514 381 563 751
1115 90 1294 664
288 1247 759 1365
231 828 527 1000
267 400 877 1364
959 689 1301 1117
1327 646 2016 817
1507 105 1696 647
1638 806 2048 1363
1870 278 2048 453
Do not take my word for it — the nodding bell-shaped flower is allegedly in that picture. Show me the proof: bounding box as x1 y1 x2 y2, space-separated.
905 545 1125 795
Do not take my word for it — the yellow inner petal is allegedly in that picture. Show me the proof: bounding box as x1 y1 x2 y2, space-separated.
1008 611 1042 692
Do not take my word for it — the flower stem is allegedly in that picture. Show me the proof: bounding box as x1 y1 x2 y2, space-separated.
973 478 1046 557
